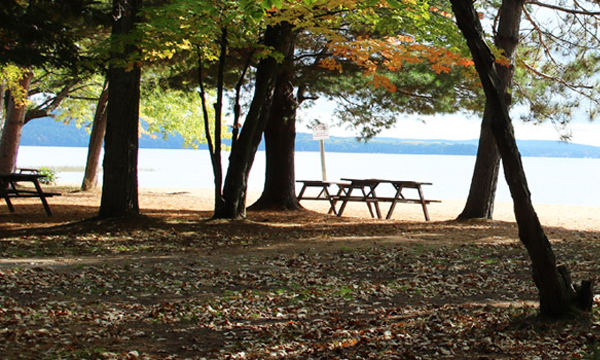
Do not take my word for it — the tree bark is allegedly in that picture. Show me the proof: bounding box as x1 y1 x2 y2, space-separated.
450 0 592 318
0 69 33 173
459 0 522 220
215 23 292 219
99 0 142 218
81 80 108 191
0 80 6 130
458 104 501 219
249 26 300 211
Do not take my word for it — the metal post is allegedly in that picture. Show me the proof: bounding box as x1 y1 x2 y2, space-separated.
319 139 327 181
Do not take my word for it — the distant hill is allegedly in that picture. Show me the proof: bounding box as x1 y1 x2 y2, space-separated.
20 117 600 158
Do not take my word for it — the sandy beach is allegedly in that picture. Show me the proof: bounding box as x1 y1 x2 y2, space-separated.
133 187 599 231
1 184 598 232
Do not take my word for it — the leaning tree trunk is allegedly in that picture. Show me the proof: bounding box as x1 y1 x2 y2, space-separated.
459 0 521 220
216 23 293 219
99 0 142 218
249 26 300 211
451 0 592 318
81 81 108 191
0 69 33 173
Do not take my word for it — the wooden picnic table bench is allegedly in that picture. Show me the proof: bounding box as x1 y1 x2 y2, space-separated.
0 169 61 216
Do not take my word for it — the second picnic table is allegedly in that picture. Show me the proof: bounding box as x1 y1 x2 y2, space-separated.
0 170 60 216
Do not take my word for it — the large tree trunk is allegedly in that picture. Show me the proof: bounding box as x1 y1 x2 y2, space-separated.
451 0 592 318
249 27 300 211
459 0 521 220
215 23 293 219
81 81 108 191
0 69 33 173
99 0 142 218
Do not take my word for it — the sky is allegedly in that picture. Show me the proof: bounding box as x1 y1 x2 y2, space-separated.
298 100 600 147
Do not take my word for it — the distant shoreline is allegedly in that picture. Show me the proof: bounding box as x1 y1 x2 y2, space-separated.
19 117 600 159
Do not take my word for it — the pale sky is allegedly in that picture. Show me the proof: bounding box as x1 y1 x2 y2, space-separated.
298 101 600 147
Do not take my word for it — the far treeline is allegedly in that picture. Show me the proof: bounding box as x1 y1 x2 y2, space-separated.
21 117 600 158
2 0 600 318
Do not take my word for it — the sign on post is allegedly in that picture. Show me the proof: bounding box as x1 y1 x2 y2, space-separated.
312 124 329 181
312 124 329 140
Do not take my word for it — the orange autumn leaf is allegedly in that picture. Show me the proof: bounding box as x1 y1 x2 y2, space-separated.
322 35 474 92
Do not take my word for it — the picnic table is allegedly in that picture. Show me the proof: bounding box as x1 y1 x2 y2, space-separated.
297 178 439 221
296 180 349 215
0 169 60 216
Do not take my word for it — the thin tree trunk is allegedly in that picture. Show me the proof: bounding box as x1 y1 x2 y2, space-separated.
250 26 300 211
81 81 108 191
451 0 592 318
99 0 142 218
216 23 292 219
0 69 33 173
213 27 227 214
459 0 521 220
0 80 6 130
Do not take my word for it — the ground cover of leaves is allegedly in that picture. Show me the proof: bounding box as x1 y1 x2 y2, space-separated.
1 203 600 359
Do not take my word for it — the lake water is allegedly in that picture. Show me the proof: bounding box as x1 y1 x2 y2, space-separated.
16 146 600 206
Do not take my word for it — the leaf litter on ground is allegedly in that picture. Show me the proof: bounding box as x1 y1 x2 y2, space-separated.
1 209 600 359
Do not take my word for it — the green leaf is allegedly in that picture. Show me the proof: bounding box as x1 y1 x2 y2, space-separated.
385 0 402 8
261 0 282 9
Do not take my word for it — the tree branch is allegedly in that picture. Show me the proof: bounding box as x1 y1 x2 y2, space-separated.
522 61 594 90
527 0 600 16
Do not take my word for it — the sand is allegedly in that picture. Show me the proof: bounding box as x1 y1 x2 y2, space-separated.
2 184 598 232
135 187 599 232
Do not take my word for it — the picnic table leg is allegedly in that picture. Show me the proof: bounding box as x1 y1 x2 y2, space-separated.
323 187 339 215
329 184 349 216
417 185 430 221
2 196 15 213
368 186 382 219
1 181 15 213
336 186 354 217
296 184 308 200
32 180 53 216
385 185 404 220
359 187 377 218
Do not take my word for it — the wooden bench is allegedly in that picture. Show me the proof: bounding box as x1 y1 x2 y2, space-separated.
0 170 61 216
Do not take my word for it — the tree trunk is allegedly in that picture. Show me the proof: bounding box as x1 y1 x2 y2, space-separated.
459 0 521 220
450 0 592 318
99 0 142 218
81 81 108 191
249 26 300 211
0 69 33 173
0 80 6 130
458 104 501 219
215 23 292 219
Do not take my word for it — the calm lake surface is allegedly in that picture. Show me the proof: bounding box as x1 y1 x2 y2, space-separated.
16 146 600 206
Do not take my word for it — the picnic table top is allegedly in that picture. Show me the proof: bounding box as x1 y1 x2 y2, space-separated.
340 178 433 186
0 172 47 181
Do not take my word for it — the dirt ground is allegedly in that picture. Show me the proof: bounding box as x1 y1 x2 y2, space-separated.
1 186 600 359
2 185 600 233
